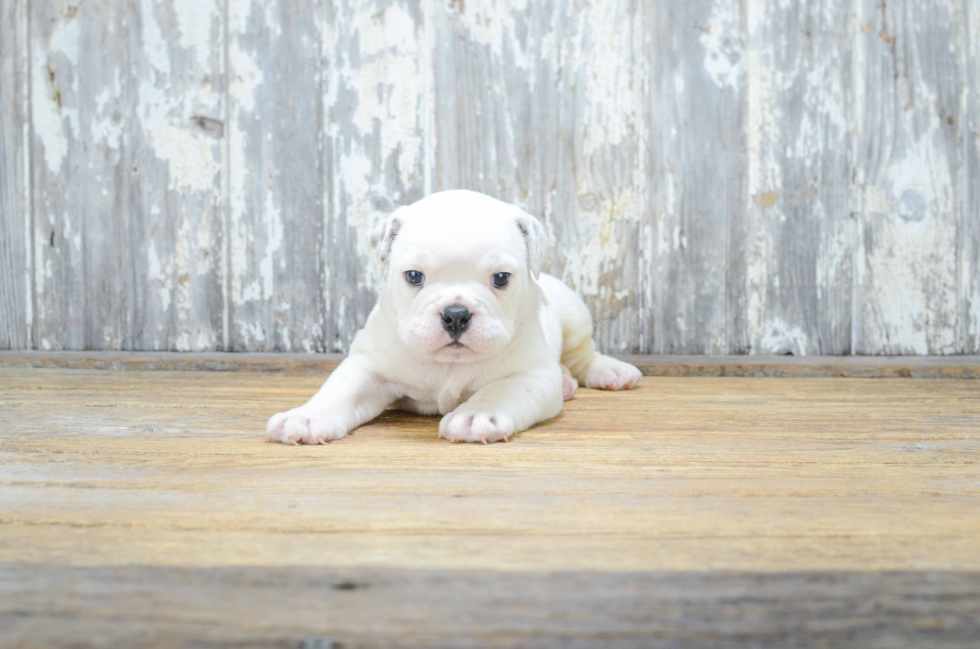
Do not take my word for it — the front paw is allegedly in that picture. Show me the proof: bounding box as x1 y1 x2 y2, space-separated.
439 410 515 444
584 355 642 391
266 408 348 445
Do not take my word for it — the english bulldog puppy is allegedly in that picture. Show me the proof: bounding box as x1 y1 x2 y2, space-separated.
267 190 641 444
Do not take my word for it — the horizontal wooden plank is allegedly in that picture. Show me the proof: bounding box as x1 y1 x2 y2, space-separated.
1 351 978 378
3 564 978 648
2 366 978 644
2 367 978 573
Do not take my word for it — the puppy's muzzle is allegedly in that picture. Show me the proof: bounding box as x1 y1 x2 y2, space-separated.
441 304 471 340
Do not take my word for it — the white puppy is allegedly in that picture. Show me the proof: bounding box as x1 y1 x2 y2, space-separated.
267 190 641 444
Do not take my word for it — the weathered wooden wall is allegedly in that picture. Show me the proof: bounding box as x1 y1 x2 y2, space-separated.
0 0 977 354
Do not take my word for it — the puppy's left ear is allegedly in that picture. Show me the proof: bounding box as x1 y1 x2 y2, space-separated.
515 211 548 278
367 208 403 280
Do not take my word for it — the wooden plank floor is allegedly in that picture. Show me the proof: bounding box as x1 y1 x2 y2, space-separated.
1 365 979 647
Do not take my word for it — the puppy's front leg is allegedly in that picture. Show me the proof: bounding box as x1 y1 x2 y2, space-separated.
267 356 398 444
440 367 564 443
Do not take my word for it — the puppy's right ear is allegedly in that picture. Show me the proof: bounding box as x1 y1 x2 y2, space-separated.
367 209 403 281
515 211 548 278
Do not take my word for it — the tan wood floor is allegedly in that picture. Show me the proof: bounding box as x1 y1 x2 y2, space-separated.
1 365 979 647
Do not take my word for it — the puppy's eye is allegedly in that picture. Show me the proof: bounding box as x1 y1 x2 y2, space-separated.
491 272 510 289
404 270 425 286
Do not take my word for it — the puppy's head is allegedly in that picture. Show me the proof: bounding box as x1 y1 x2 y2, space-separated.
369 190 547 363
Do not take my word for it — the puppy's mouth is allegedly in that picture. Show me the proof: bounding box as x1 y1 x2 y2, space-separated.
445 341 465 349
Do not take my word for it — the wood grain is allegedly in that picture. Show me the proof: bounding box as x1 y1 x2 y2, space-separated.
3 0 979 355
643 0 742 354
1 367 978 572
966 2 980 354
0 0 32 350
227 0 325 353
1 366 979 645
852 0 965 354
430 0 645 355
2 350 980 378
30 0 135 350
323 0 426 351
130 0 226 352
3 565 978 648
740 0 853 355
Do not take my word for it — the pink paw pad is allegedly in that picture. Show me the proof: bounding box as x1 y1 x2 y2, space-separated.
562 376 577 401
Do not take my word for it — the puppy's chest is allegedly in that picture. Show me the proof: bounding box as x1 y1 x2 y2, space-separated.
397 382 477 415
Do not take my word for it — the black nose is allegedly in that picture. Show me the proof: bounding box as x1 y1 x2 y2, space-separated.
441 304 471 339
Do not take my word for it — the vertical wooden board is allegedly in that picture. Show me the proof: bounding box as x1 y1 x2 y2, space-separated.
129 0 225 351
641 0 744 354
227 0 324 352
965 3 980 354
430 0 644 353
851 0 964 354
0 0 32 350
738 0 853 355
429 0 535 200
323 0 426 351
30 1 135 350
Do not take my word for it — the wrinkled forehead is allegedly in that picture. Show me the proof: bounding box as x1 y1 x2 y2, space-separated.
390 206 526 270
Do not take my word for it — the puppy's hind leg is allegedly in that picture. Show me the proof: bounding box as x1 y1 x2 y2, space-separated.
580 352 642 391
538 273 642 391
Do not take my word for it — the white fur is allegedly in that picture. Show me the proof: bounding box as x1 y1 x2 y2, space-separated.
267 190 641 445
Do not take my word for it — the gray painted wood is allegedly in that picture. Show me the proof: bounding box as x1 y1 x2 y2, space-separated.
30 1 135 350
227 0 325 352
323 0 426 352
2 0 978 354
431 0 645 353
642 0 742 355
738 0 854 355
130 0 226 351
4 564 980 648
0 0 32 350
3 350 980 379
966 3 980 355
852 0 965 355
29 0 225 351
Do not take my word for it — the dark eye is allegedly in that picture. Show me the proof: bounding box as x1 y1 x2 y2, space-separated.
491 272 510 288
405 270 425 286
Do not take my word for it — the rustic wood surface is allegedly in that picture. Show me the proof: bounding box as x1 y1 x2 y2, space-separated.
4 565 979 648
966 1 980 355
1 366 979 645
2 350 980 378
0 0 32 351
3 0 979 356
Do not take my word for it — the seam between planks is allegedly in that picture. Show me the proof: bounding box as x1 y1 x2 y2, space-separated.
25 0 36 351
0 351 977 378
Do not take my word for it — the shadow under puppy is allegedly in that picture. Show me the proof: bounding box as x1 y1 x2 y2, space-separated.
267 190 641 444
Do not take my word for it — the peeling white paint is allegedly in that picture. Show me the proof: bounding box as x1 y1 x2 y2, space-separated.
16 0 975 356
759 317 810 355
137 0 221 193
337 3 423 199
452 0 530 71
32 16 80 173
195 223 214 275
89 74 123 149
228 39 264 114
147 242 172 313
578 1 634 156
326 1 426 309
174 0 216 69
701 0 744 90
260 189 283 301
562 189 636 298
